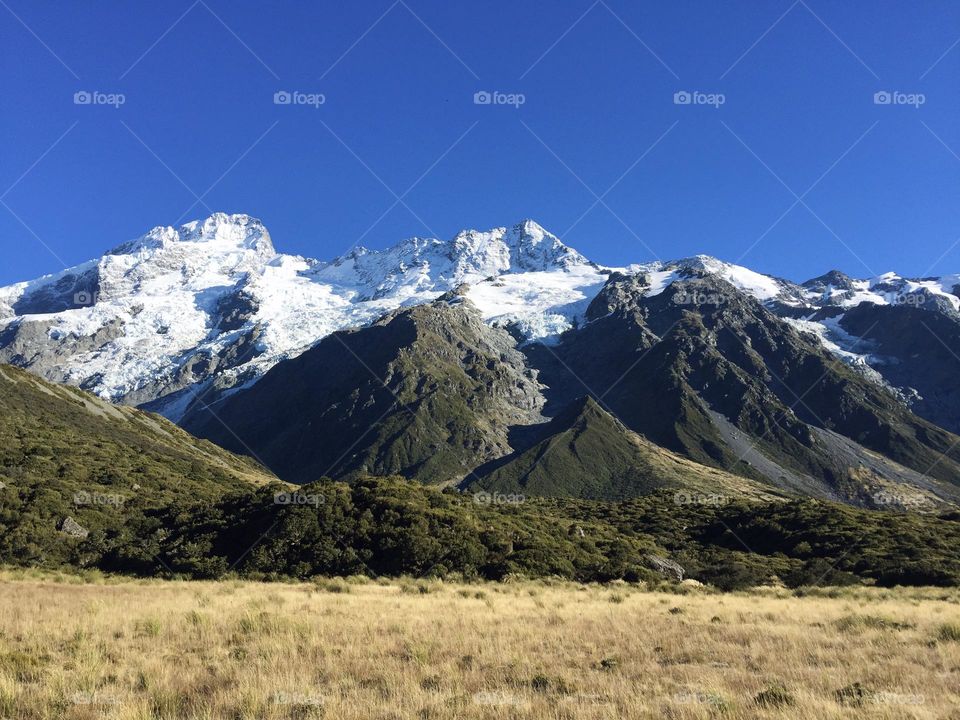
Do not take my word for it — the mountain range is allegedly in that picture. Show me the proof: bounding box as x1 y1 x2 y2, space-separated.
3 213 960 508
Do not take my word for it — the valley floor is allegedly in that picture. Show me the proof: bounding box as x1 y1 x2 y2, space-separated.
0 572 957 719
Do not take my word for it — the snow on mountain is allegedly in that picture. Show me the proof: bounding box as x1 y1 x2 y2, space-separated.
799 269 960 311
0 214 602 418
2 211 957 421
782 316 892 388
626 255 791 301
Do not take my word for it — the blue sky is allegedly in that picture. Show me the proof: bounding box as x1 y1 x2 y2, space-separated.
1 0 958 285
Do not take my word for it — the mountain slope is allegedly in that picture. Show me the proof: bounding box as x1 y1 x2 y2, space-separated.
0 363 276 566
467 396 780 501
182 289 545 484
528 271 960 506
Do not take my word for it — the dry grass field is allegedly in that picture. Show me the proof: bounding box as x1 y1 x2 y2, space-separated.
0 572 958 719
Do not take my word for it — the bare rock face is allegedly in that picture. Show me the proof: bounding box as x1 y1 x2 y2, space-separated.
57 516 89 539
645 554 685 581
0 317 126 383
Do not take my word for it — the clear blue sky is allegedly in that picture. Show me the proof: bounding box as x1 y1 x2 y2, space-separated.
1 0 958 285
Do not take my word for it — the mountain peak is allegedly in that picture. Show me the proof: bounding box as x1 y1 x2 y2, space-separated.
802 269 855 291
503 220 588 270
109 213 275 258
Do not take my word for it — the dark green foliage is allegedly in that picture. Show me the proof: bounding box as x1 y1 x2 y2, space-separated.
35 479 959 588
692 558 774 591
782 558 860 588
0 365 272 568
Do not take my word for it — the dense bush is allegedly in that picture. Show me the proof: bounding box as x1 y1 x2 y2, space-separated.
12 478 949 589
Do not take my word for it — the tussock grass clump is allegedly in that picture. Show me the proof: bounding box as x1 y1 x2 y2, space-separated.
0 650 46 682
314 578 351 594
834 614 913 633
937 621 960 641
835 682 876 706
755 683 795 708
135 617 162 638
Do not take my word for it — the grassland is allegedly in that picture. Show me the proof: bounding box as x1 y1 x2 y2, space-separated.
0 572 957 719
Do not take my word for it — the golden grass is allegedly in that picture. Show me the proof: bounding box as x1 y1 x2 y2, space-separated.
0 572 958 719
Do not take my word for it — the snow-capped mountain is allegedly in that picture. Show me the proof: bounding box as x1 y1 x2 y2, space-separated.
2 212 958 429
0 214 607 418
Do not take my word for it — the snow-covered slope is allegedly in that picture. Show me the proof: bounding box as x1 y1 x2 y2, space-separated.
0 215 606 418
2 212 957 423
798 269 960 312
626 254 799 302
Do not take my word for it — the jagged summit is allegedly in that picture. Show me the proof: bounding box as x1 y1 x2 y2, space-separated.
318 219 589 301
624 254 791 302
802 269 855 291
108 213 276 258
